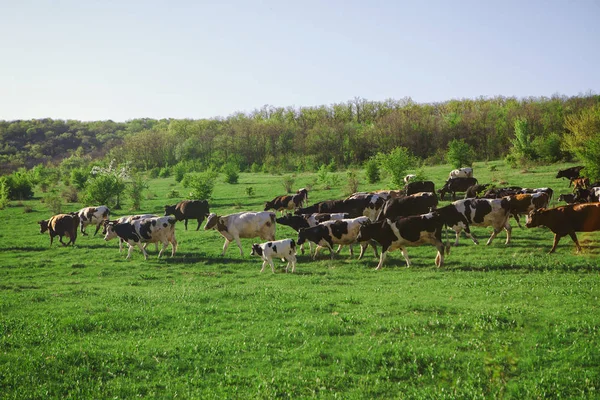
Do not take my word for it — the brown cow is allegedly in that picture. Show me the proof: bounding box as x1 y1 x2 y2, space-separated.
572 178 590 191
505 193 549 228
38 213 80 246
526 203 600 253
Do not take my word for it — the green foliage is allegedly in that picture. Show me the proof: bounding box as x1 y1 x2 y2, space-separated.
282 175 295 193
70 168 89 190
42 192 63 214
532 133 565 163
173 163 186 183
0 177 10 209
245 186 255 197
250 162 262 173
564 104 600 181
223 163 239 184
507 118 537 168
346 170 360 194
61 186 79 203
376 146 416 188
182 169 218 200
447 139 476 168
4 170 34 200
83 174 126 208
364 158 380 184
148 167 160 179
317 164 340 189
167 189 180 199
158 166 171 178
128 174 149 211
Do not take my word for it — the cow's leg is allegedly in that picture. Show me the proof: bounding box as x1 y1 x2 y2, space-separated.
453 228 461 246
435 242 445 267
512 214 522 228
260 260 268 273
139 242 149 260
184 219 189 230
568 232 582 253
289 255 296 273
504 223 512 245
358 243 367 260
158 241 168 258
80 222 88 236
549 234 562 253
126 244 135 259
300 243 305 255
93 223 102 236
486 227 503 245
234 237 244 256
196 219 201 231
375 251 387 270
370 241 379 258
49 233 54 247
313 245 322 260
308 242 314 256
71 232 77 246
269 259 276 273
400 248 412 268
221 240 231 256
335 245 343 254
119 238 124 253
59 235 67 246
170 237 177 257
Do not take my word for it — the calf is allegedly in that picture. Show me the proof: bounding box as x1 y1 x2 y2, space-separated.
103 216 177 259
558 193 576 204
556 165 584 186
38 213 80 246
377 192 438 221
76 205 110 236
164 200 210 230
449 167 474 179
356 213 447 269
294 188 309 208
204 211 276 256
526 202 600 253
505 193 550 227
439 177 478 201
405 181 435 196
297 216 378 260
250 239 297 273
451 198 513 245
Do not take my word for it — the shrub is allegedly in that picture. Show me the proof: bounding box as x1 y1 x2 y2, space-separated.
245 187 255 197
43 193 63 214
250 163 262 173
447 139 476 168
364 158 380 184
70 168 89 190
182 169 219 200
83 174 126 208
173 163 187 183
223 163 239 184
0 178 10 209
167 189 180 199
148 167 160 178
346 170 360 194
4 170 34 200
62 186 79 203
282 175 295 193
376 147 416 188
507 118 537 168
564 104 600 181
158 167 171 178
533 133 565 163
129 174 148 211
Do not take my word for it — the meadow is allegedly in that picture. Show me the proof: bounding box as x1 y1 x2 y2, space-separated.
1 161 599 399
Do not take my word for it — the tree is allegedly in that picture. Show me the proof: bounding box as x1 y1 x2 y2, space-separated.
446 139 476 168
376 147 416 188
506 118 536 167
83 160 128 208
564 104 600 181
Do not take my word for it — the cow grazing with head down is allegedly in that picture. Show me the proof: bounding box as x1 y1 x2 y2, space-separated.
38 213 80 246
103 216 178 260
76 205 110 236
439 178 478 201
556 166 584 186
204 211 276 256
356 213 447 269
164 200 210 230
377 192 438 221
297 216 378 260
526 202 600 253
449 167 474 179
404 181 435 196
250 239 297 273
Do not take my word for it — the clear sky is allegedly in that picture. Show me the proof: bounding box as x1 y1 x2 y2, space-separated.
1 0 599 121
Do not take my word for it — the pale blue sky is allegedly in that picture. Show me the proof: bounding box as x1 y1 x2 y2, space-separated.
1 0 599 121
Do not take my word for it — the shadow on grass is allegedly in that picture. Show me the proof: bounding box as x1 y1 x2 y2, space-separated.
3 246 47 252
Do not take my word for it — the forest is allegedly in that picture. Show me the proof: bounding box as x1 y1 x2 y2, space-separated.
1 93 599 176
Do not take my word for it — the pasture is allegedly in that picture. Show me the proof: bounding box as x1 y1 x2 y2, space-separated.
1 161 599 398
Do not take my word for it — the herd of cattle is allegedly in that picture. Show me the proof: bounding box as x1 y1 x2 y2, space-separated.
37 166 600 271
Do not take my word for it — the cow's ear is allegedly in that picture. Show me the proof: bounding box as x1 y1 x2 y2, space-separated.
298 227 305 232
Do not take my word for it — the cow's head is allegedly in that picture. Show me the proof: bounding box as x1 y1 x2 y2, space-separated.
204 213 220 230
102 220 118 241
250 244 263 257
164 204 176 216
263 202 272 211
297 228 308 246
356 220 381 243
525 209 546 228
38 220 49 234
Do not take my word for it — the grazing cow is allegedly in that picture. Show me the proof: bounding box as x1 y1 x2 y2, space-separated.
356 213 447 269
519 187 554 202
103 216 178 260
204 211 276 256
164 200 210 230
483 186 523 199
558 193 576 204
439 177 478 201
377 192 438 221
572 178 590 191
505 193 550 227
250 239 297 273
404 174 416 184
405 181 435 196
464 184 491 199
76 205 110 236
556 166 584 186
297 216 378 260
111 214 157 252
449 167 474 179
38 213 80 246
276 212 349 255
526 203 600 253
450 198 513 245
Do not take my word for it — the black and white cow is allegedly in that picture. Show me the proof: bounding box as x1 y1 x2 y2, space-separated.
76 205 110 236
438 178 478 201
449 198 513 245
103 216 177 260
111 214 157 252
276 213 349 255
449 167 474 179
377 192 438 221
204 211 276 256
250 239 297 273
404 181 435 196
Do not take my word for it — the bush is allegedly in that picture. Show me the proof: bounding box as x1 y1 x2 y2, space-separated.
507 118 537 168
346 170 360 194
158 167 171 178
83 174 126 208
148 167 160 179
173 163 187 183
129 174 148 211
61 186 79 203
376 147 416 188
182 169 219 200
43 193 63 214
564 104 600 181
167 189 180 199
533 133 565 163
0 177 10 209
447 139 475 168
223 163 239 184
364 158 380 184
245 187 255 197
70 168 89 190
4 170 34 200
282 175 295 193
250 163 262 173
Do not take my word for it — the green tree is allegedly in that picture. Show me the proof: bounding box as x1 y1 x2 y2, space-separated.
182 169 219 200
564 104 600 181
364 158 380 184
376 147 416 188
446 139 476 168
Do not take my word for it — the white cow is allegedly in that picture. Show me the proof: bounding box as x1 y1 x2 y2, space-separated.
449 167 474 179
250 239 297 273
404 174 417 184
76 205 110 235
103 216 178 260
204 212 276 256
451 198 512 245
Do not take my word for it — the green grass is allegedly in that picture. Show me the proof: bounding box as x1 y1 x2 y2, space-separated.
1 161 599 398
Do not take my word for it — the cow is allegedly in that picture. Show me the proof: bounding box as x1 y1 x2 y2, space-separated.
526 203 600 253
483 186 523 199
464 184 491 199
556 166 584 186
404 181 435 196
373 190 404 200
438 178 478 201
449 167 474 179
449 198 513 245
38 213 80 247
573 187 600 203
297 216 378 260
75 205 110 236
111 214 157 252
264 195 296 214
519 187 554 203
377 192 438 221
103 216 178 260
296 197 381 219
250 239 297 273
276 212 349 255
404 174 416 184
356 213 447 269
204 211 276 256
572 178 590 191
558 193 576 204
295 188 309 208
504 193 550 228
164 200 210 230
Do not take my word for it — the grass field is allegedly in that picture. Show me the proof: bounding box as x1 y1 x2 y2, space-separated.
1 161 599 398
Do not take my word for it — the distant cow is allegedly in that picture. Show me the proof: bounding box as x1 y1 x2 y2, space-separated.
265 189 309 214
526 203 600 253
556 166 584 186
404 174 416 184
439 178 478 201
251 239 297 273
405 180 435 196
449 167 474 179
464 184 491 199
356 213 447 269
164 200 210 230
103 216 178 260
519 187 554 202
204 211 276 256
505 193 550 227
296 197 379 219
38 213 80 246
377 192 438 221
558 193 576 204
76 205 110 236
294 188 309 208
